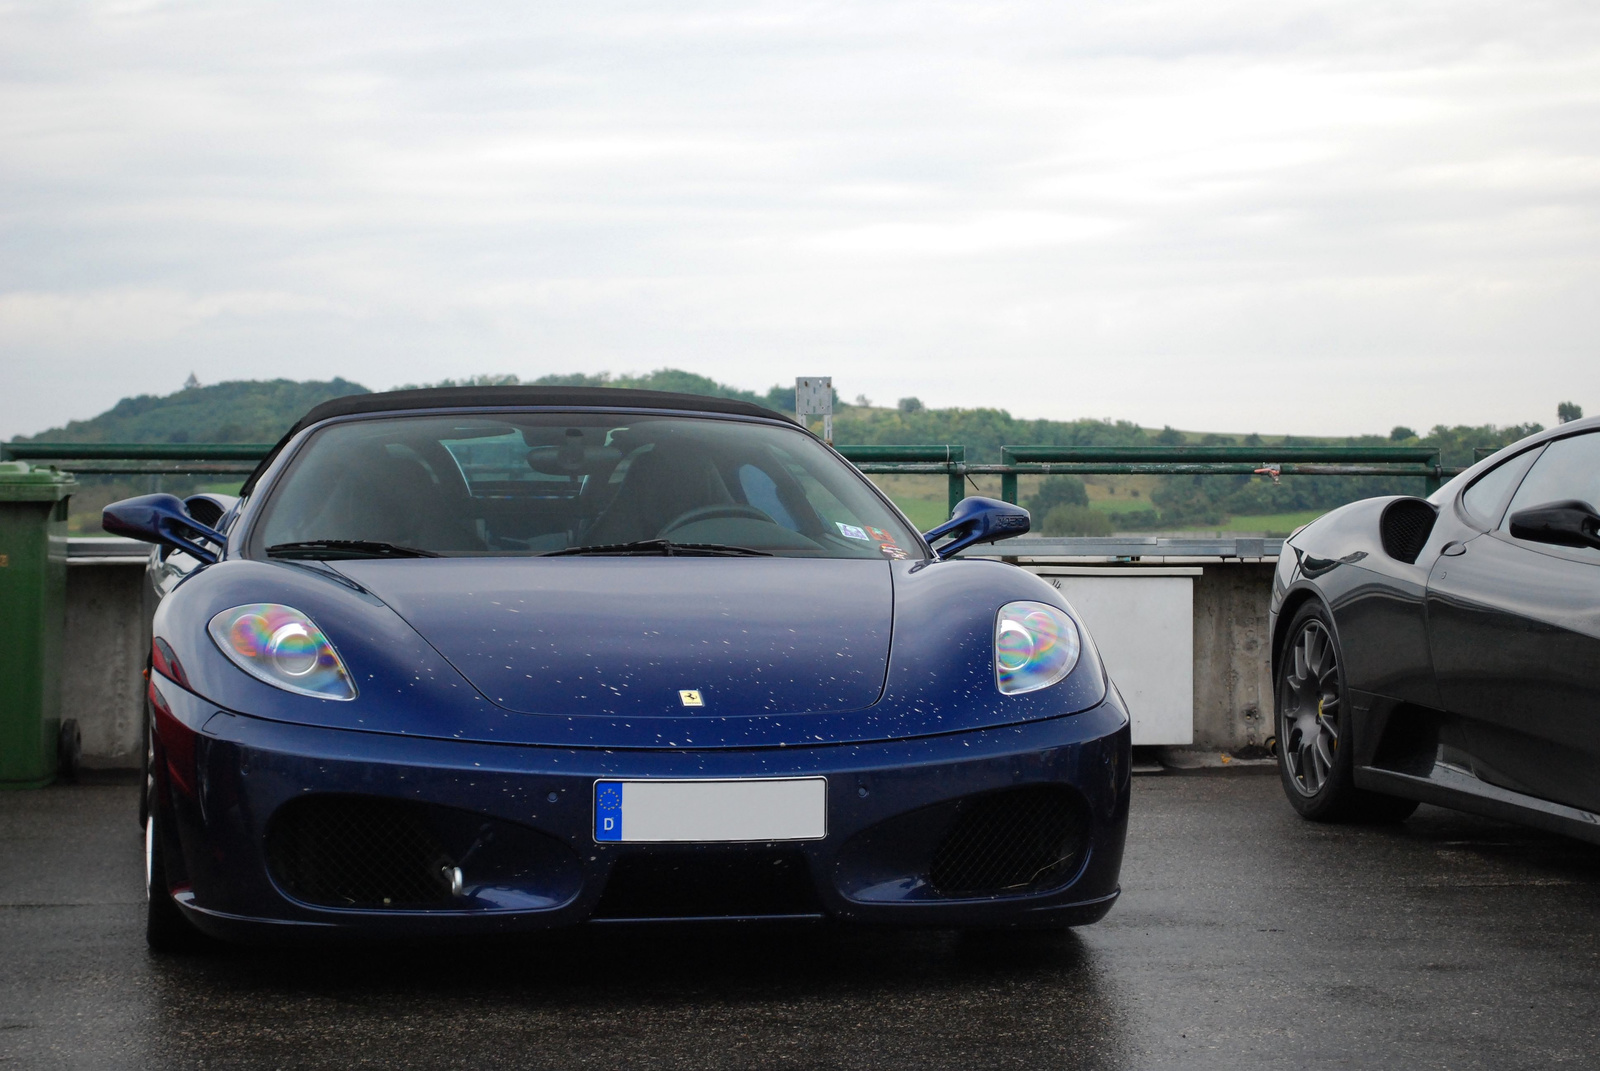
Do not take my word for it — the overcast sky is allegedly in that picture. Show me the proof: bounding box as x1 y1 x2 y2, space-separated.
3 0 1598 440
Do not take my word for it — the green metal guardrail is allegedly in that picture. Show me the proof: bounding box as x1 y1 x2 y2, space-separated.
996 445 1449 502
837 444 1454 505
835 445 967 514
0 442 273 476
2 441 1462 511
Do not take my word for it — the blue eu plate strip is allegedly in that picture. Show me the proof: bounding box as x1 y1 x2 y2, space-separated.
594 781 623 841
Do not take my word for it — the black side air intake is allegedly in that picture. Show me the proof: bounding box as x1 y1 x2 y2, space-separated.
268 796 456 908
928 785 1090 897
267 795 584 912
1379 498 1438 564
182 495 226 529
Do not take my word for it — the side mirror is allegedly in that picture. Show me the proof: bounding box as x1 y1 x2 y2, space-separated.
1508 499 1600 551
923 496 1031 558
102 493 226 564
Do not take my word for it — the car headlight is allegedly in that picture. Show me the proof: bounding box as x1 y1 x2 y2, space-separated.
208 603 357 700
995 601 1081 695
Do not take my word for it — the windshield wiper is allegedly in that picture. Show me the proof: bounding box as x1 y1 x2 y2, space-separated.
544 538 772 557
266 540 442 560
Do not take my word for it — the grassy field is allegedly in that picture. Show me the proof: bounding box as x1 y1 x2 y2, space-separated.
1212 510 1324 535
1089 496 1156 514
888 498 950 531
1154 511 1325 537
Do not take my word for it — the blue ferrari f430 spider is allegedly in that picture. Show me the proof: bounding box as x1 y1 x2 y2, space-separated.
105 387 1131 949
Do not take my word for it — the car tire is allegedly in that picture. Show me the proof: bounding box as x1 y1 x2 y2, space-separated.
1276 601 1420 824
145 792 204 953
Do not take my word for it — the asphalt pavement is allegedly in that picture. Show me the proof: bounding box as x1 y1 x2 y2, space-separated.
2 773 1597 1070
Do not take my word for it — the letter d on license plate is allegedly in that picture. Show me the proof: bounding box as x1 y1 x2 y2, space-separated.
593 778 827 843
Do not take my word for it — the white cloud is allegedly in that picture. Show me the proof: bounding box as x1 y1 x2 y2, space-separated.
2 0 1598 439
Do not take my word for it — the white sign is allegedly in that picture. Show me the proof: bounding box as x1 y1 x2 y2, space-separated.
795 376 833 443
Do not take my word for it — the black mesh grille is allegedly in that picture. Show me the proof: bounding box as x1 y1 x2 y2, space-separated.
928 786 1089 896
268 796 455 908
1380 498 1438 564
593 850 822 919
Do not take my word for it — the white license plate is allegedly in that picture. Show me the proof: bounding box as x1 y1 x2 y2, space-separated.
592 777 828 843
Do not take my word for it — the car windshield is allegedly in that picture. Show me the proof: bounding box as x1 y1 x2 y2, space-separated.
250 412 923 560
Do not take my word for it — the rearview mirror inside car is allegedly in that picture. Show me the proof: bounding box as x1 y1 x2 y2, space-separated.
923 496 1031 558
102 493 226 564
1507 499 1600 551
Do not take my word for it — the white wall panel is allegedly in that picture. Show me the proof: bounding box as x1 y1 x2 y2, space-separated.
1031 568 1197 746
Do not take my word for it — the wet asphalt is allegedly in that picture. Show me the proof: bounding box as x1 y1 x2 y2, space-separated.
2 774 1597 1070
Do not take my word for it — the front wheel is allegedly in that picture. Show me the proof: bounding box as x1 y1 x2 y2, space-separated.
1275 601 1418 824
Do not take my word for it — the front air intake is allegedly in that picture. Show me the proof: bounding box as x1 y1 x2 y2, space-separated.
928 785 1090 897
268 796 455 908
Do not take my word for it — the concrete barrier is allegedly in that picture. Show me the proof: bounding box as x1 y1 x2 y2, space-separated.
64 540 148 770
65 537 1280 768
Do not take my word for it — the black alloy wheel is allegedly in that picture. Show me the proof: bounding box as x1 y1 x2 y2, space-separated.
1275 601 1418 823
1281 614 1341 798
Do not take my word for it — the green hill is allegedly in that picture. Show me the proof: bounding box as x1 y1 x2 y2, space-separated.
19 378 371 445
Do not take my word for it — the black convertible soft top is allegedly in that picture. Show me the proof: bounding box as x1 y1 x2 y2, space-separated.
239 385 798 496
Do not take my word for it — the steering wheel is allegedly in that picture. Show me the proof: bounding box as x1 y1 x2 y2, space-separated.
659 504 774 537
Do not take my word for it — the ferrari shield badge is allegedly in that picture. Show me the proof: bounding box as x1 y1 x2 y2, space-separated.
679 689 704 707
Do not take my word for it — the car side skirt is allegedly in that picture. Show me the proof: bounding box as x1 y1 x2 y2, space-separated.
1355 764 1600 846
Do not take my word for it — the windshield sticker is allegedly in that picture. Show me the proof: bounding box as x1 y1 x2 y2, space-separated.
836 522 871 541
865 526 893 543
879 543 910 559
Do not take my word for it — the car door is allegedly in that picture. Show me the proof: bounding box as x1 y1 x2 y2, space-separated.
1425 430 1600 812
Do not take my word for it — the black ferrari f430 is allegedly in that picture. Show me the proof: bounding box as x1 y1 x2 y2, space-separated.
1270 416 1600 841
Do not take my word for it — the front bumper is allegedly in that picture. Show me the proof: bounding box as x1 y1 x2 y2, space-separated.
152 682 1131 940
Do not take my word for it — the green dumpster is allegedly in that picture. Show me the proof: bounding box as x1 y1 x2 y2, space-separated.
0 462 76 788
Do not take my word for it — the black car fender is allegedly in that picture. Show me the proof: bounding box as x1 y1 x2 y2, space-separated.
1273 496 1443 710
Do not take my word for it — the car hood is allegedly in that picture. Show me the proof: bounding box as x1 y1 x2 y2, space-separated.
331 557 893 718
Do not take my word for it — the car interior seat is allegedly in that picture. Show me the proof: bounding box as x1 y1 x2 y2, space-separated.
582 442 737 546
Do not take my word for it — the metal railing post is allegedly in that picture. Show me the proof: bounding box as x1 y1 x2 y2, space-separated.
947 446 966 516
999 447 1018 505
1424 449 1443 496
836 445 967 521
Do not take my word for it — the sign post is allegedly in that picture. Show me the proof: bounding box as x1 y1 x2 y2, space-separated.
794 377 833 445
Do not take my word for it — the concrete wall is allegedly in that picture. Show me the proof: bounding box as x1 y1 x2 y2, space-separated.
63 561 146 769
61 555 1280 768
1192 563 1276 752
